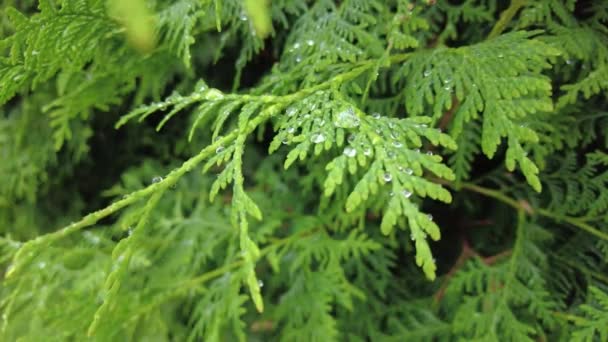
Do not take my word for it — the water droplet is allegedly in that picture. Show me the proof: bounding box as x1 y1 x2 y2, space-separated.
287 127 295 134
306 39 314 46
410 233 415 240
427 214 433 221
84 232 101 245
286 107 297 117
498 53 504 58
426 151 433 156
363 148 372 156
393 141 403 148
152 176 163 183
282 138 289 145
402 190 412 198
205 89 224 100
334 107 360 128
566 59 573 65
240 13 248 21
258 279 264 288
347 134 356 143
443 77 452 84
311 133 326 144
383 173 392 182
293 42 301 49
343 147 357 157
423 70 432 77
389 191 395 197
444 85 452 91
405 168 413 175
387 151 396 159
372 112 381 119
295 56 302 63
388 122 395 129
216 146 225 153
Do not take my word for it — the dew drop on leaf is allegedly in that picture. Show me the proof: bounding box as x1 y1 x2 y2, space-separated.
383 172 392 182
402 190 412 198
393 141 403 148
334 107 360 128
405 168 413 175
152 176 163 183
363 148 372 156
205 89 224 100
286 107 297 117
423 70 431 77
311 133 326 144
216 146 225 153
287 127 295 134
258 279 264 288
372 112 381 119
306 39 314 46
343 146 357 157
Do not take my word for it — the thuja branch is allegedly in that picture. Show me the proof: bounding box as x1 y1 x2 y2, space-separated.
123 227 321 326
7 53 411 278
449 181 608 241
488 0 527 39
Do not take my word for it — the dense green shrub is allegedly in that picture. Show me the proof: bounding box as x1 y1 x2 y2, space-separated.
1 0 608 340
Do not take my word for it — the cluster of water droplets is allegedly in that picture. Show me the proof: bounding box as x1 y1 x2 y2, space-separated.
334 106 360 129
239 11 259 37
443 77 452 92
287 39 316 64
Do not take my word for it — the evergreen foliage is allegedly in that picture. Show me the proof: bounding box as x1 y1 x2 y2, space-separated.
1 0 607 340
